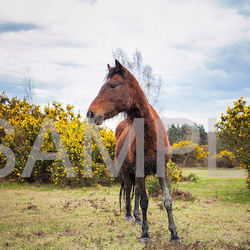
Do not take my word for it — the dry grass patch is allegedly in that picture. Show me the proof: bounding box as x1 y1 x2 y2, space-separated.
0 176 249 249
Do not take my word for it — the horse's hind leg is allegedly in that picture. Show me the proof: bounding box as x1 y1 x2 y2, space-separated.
137 177 150 243
133 184 142 225
122 173 133 221
158 176 180 243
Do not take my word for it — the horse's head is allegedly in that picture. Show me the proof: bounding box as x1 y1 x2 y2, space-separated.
87 60 135 125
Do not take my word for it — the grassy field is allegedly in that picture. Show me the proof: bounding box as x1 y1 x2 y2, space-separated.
0 169 249 249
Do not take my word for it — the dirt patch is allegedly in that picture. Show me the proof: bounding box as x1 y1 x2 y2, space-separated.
61 198 89 211
22 202 38 210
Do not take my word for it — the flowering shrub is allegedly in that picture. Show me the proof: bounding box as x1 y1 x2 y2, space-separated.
171 140 208 167
216 150 237 168
166 159 182 183
146 160 182 196
0 93 43 182
216 97 250 188
0 92 116 185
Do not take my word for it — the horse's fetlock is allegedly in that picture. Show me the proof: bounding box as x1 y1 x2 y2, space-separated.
142 223 149 232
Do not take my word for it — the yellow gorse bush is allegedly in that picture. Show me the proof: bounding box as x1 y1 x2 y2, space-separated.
217 150 235 161
0 92 116 185
216 97 250 189
171 140 208 167
166 159 182 183
216 150 236 168
172 140 208 160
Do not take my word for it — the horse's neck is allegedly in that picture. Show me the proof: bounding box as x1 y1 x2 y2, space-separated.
125 76 159 137
127 97 158 140
127 93 152 119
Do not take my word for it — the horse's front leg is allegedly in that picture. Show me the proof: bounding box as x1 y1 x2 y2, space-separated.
133 183 142 225
122 174 133 221
137 177 150 243
158 176 180 243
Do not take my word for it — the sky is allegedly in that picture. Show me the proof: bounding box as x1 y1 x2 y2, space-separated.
0 0 249 131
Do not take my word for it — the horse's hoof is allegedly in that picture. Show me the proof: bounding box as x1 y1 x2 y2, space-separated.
140 237 150 244
135 218 142 225
125 216 133 221
170 236 181 244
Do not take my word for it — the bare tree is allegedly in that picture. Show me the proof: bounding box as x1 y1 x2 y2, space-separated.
112 48 164 110
22 68 35 103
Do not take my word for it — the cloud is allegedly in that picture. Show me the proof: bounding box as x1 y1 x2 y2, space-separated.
200 41 250 95
214 0 250 16
57 62 83 68
0 21 41 34
206 42 250 74
0 73 24 98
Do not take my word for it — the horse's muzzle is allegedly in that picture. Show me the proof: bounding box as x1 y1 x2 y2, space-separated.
87 110 94 119
86 110 104 125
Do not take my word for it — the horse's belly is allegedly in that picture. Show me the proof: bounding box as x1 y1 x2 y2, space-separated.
115 124 166 176
116 145 159 176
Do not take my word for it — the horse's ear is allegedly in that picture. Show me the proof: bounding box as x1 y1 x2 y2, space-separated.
107 64 111 71
115 59 125 75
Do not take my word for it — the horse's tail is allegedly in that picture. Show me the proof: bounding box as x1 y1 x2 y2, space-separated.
119 174 135 213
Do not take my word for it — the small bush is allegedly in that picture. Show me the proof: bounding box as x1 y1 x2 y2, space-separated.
216 150 238 168
146 160 182 197
146 175 161 197
181 173 199 182
171 140 208 167
166 159 182 183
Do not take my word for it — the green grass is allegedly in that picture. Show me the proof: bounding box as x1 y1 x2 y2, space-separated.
0 173 249 249
181 167 247 178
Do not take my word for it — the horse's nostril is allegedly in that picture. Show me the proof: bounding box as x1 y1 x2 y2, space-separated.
87 110 95 119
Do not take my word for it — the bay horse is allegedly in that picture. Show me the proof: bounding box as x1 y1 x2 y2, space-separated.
87 60 179 243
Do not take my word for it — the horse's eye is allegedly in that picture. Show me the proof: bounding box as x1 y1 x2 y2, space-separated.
110 83 116 89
